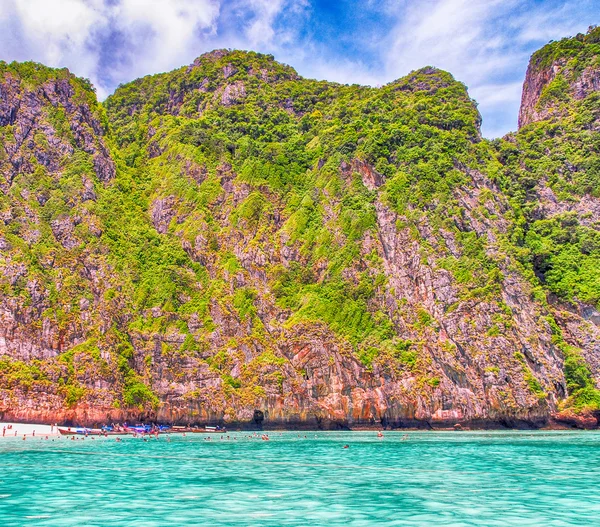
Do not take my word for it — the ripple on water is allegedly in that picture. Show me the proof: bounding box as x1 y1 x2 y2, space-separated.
0 430 600 526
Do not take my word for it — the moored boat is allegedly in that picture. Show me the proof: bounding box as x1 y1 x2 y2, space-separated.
58 427 98 435
171 426 190 432
191 426 227 433
58 427 128 436
57 424 223 436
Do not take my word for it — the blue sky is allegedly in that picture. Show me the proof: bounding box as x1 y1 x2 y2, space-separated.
0 0 598 137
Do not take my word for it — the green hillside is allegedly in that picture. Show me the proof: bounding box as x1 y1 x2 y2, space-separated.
1 28 599 428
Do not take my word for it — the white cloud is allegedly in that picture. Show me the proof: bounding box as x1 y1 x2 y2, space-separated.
382 0 598 136
218 0 380 86
511 5 592 44
243 0 287 46
114 0 220 62
100 0 220 95
12 0 103 64
471 82 523 107
0 0 597 135
0 0 221 98
384 0 520 86
0 0 105 91
221 0 309 49
277 44 382 87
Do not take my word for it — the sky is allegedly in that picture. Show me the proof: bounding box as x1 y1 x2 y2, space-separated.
0 0 598 137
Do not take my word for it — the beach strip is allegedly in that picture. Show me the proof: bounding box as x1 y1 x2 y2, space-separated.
0 422 59 438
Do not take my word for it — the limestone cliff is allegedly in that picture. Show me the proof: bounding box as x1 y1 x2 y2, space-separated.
518 26 600 128
1 33 599 429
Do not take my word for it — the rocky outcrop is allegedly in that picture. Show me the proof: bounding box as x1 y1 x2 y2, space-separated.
552 409 599 429
0 65 115 191
518 58 565 128
1 42 600 429
519 61 600 128
219 81 246 106
518 27 600 128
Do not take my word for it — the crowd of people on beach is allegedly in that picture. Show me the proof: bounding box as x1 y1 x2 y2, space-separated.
3 421 410 445
4 427 410 445
2 423 61 438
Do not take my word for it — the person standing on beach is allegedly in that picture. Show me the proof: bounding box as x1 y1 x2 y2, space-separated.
2 426 5 437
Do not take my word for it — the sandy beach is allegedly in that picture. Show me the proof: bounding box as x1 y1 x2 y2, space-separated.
0 422 60 438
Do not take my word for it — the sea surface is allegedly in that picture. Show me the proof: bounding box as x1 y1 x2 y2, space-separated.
1 430 599 526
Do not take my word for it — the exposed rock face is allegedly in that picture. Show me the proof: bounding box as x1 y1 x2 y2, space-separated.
508 27 600 426
533 185 600 229
554 303 600 388
519 61 600 128
220 81 246 106
0 152 574 428
552 409 599 429
1 42 600 429
518 58 565 128
0 63 122 414
0 65 115 190
518 28 600 128
151 196 178 234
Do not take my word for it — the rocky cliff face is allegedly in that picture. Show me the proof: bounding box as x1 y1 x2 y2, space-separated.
518 26 600 128
0 64 115 191
1 34 600 429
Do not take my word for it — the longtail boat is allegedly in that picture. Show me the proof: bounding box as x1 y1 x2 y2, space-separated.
191 426 227 434
58 427 127 436
58 427 96 435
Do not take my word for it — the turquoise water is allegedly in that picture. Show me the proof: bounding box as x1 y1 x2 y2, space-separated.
1 430 600 526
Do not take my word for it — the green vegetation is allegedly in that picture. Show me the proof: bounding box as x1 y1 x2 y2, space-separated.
514 352 546 400
0 359 50 391
563 347 600 410
1 29 600 418
491 27 600 323
530 26 600 70
544 316 600 411
524 215 600 306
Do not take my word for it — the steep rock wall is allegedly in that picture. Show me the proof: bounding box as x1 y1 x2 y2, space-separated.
1 40 600 428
